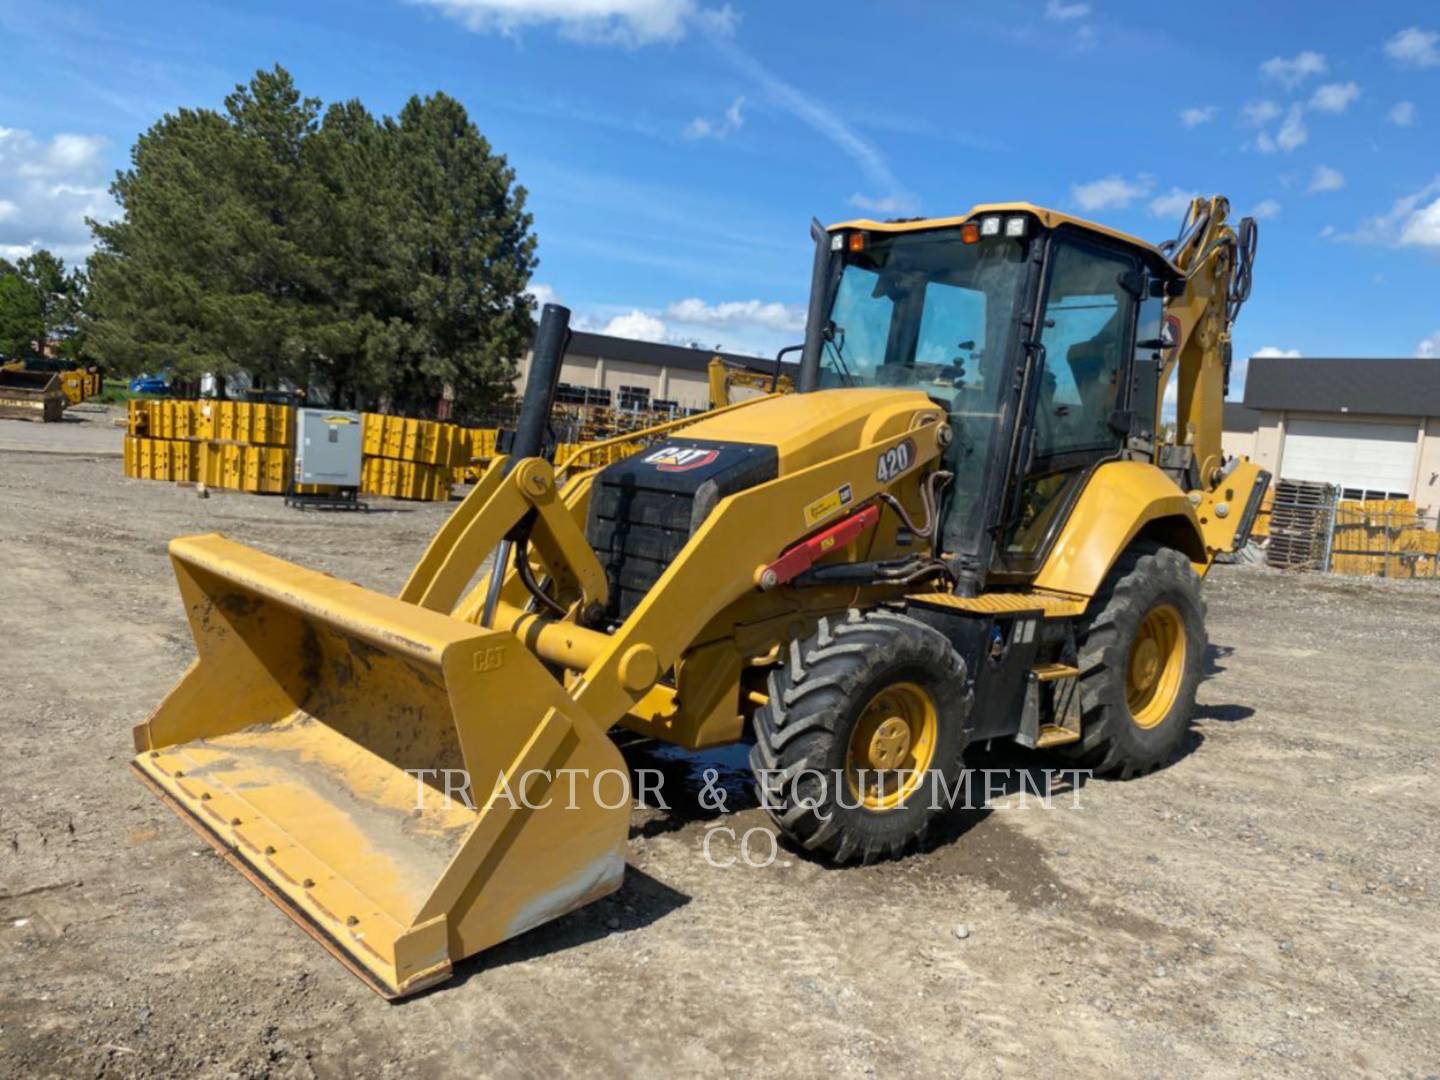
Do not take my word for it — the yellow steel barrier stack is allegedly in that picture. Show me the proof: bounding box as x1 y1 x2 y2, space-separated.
123 400 295 494
123 435 200 482
1329 498 1440 579
122 402 641 504
357 413 473 502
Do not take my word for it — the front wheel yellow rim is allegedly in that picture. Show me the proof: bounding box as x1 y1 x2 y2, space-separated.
845 681 938 810
1127 604 1186 730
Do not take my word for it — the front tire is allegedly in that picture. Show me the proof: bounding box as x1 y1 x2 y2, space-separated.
1060 543 1206 778
749 608 971 863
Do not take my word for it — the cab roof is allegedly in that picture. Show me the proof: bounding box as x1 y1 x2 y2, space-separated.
829 201 1181 279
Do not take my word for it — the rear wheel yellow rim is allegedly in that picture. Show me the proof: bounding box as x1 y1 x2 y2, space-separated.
1127 604 1185 730
845 681 937 810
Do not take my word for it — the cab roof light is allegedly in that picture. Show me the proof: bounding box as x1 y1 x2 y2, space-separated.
830 233 844 251
961 223 980 244
847 232 866 253
1005 216 1028 238
980 216 1001 237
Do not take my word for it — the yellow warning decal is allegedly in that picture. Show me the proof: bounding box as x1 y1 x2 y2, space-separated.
803 482 854 528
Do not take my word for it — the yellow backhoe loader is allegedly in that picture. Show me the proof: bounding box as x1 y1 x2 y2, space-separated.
132 197 1267 998
707 353 795 408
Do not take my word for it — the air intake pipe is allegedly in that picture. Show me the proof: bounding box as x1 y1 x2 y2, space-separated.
482 303 571 628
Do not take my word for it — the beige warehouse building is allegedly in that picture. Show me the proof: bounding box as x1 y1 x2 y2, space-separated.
512 331 783 414
1223 356 1440 514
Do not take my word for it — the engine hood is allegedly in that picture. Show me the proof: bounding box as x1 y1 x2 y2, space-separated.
676 388 943 473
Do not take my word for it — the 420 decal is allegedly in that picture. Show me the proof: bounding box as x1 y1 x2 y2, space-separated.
875 438 917 483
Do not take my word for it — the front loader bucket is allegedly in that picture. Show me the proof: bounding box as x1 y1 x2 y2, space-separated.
131 534 630 999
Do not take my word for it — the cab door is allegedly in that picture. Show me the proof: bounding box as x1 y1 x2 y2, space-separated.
993 234 1144 575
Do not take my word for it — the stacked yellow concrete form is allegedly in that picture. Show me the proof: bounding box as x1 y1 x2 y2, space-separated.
1330 499 1439 579
358 414 478 501
123 401 295 493
121 401 661 501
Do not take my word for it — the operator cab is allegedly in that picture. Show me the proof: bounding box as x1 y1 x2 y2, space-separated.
799 204 1181 589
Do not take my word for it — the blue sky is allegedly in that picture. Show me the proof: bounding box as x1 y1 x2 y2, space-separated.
2 1 1438 395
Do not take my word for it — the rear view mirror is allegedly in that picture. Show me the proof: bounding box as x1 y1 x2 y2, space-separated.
1136 321 1176 353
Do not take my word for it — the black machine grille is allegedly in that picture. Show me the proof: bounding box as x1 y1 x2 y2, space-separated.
585 439 778 620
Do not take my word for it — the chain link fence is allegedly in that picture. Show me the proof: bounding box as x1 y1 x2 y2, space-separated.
1258 479 1440 579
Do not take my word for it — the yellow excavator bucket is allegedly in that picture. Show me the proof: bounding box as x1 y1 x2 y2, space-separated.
130 533 630 999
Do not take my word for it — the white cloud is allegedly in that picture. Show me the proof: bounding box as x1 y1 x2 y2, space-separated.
1267 104 1307 152
0 127 116 261
1278 105 1308 150
1242 100 1282 126
601 309 670 341
1385 26 1440 69
1307 166 1345 194
665 296 804 333
14 132 106 178
1388 101 1418 127
1251 199 1282 220
582 294 802 354
847 193 909 215
1148 187 1196 219
1319 224 1336 238
1179 105 1218 128
1044 0 1090 20
1416 331 1440 359
527 283 561 310
1247 99 1306 154
1400 195 1440 248
431 2 916 215
1071 173 1153 212
1308 81 1360 113
1337 177 1440 247
407 0 722 46
711 35 915 214
684 95 744 140
1253 346 1302 358
1259 50 1327 88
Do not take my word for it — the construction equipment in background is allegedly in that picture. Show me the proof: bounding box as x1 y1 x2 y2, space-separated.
58 367 103 405
2 358 104 407
707 353 795 408
132 198 1268 999
286 409 366 510
0 367 67 421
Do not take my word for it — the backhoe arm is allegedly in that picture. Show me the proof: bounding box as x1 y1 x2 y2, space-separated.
1158 195 1257 491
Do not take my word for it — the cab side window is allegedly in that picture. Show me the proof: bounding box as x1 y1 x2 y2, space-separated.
1032 242 1134 458
1000 239 1138 567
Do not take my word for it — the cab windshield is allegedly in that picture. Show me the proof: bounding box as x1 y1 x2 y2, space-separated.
819 227 1029 552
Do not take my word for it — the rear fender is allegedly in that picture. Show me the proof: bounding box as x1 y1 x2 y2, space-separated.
1032 461 1207 599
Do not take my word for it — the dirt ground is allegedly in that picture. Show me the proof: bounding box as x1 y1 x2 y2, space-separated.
2 409 1439 1078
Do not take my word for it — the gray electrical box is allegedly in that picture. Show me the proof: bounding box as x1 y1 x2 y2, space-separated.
294 408 363 487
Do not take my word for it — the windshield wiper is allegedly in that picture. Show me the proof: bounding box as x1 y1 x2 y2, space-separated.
823 321 857 387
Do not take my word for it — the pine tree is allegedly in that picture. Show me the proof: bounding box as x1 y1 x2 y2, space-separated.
85 65 538 413
0 250 86 359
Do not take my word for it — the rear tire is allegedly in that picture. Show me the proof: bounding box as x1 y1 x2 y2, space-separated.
749 608 971 864
1059 543 1206 779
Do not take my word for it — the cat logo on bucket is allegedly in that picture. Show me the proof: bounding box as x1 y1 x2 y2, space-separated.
644 446 720 472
